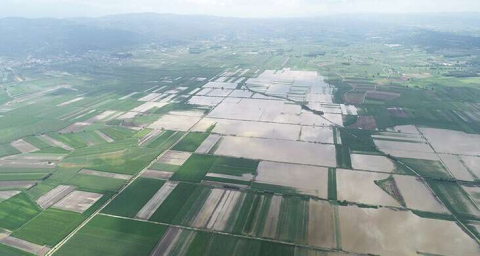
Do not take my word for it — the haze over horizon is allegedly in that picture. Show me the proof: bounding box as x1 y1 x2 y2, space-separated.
1 0 480 19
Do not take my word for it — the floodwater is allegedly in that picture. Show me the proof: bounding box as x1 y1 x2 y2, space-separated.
460 155 480 179
350 153 396 173
194 118 301 141
394 175 448 213
207 98 333 126
188 96 224 107
307 199 337 248
339 206 480 255
336 169 401 207
300 126 334 144
439 154 476 181
374 139 434 153
214 136 337 167
149 114 202 131
420 127 480 155
256 161 329 198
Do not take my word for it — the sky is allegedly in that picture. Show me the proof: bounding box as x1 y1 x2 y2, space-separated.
0 0 479 18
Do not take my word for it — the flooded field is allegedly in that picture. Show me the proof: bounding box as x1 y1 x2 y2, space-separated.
339 206 480 255
374 139 434 153
195 134 221 154
336 169 401 207
193 118 301 140
420 128 480 155
350 153 397 173
337 168 447 212
439 154 476 181
394 175 448 213
299 126 334 144
255 161 328 198
188 95 224 107
149 113 203 131
207 98 333 126
214 136 337 167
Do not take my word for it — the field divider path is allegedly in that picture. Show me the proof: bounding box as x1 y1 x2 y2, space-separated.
45 114 208 256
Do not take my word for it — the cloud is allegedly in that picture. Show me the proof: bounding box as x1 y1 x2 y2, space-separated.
0 0 479 18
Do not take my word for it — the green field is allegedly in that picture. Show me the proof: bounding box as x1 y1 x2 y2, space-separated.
0 193 41 230
148 162 180 172
22 136 52 149
400 158 453 179
65 173 126 193
172 132 209 152
208 156 258 176
103 178 165 217
428 180 480 218
0 244 30 256
12 209 83 246
98 127 136 141
61 140 162 175
54 215 168 256
0 144 20 158
149 182 198 223
171 154 217 183
146 130 185 151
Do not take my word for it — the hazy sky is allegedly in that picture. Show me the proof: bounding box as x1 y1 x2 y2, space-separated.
1 0 479 18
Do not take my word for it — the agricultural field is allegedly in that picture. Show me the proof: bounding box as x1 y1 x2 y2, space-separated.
0 15 479 256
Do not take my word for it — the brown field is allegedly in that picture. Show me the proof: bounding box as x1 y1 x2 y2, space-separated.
36 185 75 209
348 116 377 130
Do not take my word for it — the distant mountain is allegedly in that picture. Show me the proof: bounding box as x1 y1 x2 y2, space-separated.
0 17 141 56
1 13 480 57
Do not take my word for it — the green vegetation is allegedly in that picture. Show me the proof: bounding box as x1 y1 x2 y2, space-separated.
428 180 480 218
209 156 258 176
172 132 209 152
0 244 30 256
149 162 180 172
12 209 83 246
335 145 352 169
171 154 217 183
64 173 126 193
61 140 162 175
146 130 185 150
0 193 41 230
0 144 20 158
205 233 261 256
328 168 337 201
2 16 480 255
99 127 136 141
149 182 198 223
103 178 165 217
259 241 295 256
23 136 51 149
54 215 167 256
277 196 309 243
400 158 453 179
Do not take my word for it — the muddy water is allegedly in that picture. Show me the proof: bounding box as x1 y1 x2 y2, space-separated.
420 127 480 155
339 206 480 255
351 154 396 173
336 168 401 207
215 136 337 167
256 161 329 198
